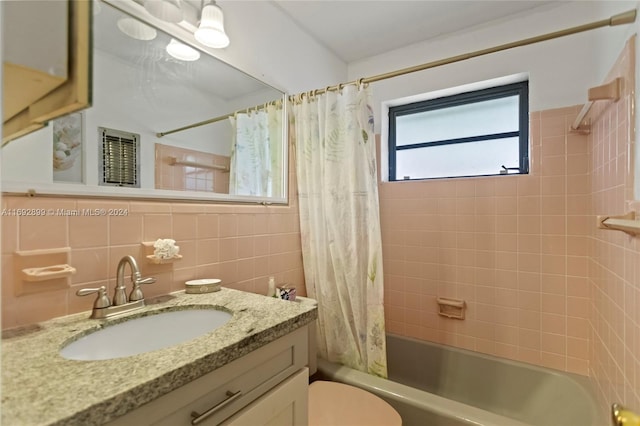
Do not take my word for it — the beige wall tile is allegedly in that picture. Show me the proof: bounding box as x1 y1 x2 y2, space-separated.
110 215 143 246
69 215 109 248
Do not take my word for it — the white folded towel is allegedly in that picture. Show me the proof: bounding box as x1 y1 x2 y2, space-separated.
153 238 180 259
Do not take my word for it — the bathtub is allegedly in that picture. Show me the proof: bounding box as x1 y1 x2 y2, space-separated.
317 334 606 426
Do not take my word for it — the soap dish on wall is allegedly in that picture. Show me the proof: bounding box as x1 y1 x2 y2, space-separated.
145 254 183 264
21 264 76 282
14 247 73 295
437 297 466 320
141 242 182 264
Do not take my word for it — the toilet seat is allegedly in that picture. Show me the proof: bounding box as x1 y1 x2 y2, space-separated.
308 380 402 426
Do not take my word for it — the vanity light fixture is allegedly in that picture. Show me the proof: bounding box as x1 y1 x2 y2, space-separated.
117 17 157 41
144 0 183 23
194 0 230 48
166 38 201 61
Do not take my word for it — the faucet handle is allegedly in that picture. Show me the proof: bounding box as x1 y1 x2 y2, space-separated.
76 286 111 309
129 277 157 302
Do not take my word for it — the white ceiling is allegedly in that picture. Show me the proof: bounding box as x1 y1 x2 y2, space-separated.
272 1 567 63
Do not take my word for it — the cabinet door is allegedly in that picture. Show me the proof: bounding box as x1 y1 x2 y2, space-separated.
222 368 308 426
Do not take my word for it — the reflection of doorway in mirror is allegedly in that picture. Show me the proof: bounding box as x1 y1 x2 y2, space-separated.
155 143 230 194
52 112 83 184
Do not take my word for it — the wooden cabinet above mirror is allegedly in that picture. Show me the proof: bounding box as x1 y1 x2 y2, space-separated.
2 0 91 145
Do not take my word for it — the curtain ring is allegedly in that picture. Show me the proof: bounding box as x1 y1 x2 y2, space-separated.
357 78 365 89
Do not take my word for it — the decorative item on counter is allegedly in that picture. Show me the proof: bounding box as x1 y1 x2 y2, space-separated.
185 279 221 293
267 276 277 297
277 285 296 301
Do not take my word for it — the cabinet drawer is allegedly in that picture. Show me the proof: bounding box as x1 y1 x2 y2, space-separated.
107 326 308 426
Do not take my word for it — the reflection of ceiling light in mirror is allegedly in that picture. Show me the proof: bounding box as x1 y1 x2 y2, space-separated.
117 18 158 41
194 3 230 48
166 39 200 61
144 0 183 23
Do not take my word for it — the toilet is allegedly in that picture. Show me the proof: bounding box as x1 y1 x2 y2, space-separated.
297 296 402 426
308 380 402 426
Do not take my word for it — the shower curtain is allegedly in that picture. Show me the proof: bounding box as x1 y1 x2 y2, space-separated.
229 104 283 197
292 84 387 377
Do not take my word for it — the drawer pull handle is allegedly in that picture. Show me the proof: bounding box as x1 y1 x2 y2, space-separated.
191 390 242 425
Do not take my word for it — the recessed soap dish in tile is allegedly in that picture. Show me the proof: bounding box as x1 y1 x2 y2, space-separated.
437 297 465 320
14 247 73 295
22 264 76 282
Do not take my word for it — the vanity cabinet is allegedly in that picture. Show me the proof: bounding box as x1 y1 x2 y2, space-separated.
107 326 309 426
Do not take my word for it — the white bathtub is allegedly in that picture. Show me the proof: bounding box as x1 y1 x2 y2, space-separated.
317 334 606 426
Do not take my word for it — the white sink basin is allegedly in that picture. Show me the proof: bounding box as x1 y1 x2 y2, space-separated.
60 308 232 361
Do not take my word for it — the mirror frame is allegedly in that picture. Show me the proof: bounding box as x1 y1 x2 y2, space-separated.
2 0 289 205
2 0 92 146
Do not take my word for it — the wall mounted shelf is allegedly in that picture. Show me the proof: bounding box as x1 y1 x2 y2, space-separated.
597 212 640 236
571 77 622 133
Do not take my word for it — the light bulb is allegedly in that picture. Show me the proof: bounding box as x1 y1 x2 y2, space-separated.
195 3 230 48
166 39 200 61
117 17 157 41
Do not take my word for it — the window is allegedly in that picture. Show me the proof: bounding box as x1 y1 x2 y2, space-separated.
388 81 529 181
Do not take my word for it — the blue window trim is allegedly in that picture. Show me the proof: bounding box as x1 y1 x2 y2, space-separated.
388 81 529 181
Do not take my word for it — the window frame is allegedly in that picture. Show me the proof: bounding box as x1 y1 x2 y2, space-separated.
388 81 529 181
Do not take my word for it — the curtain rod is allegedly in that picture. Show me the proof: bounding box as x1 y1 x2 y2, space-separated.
157 100 282 138
157 9 636 138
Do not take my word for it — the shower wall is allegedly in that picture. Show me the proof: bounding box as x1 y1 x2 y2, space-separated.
379 106 591 375
378 32 639 412
588 37 639 411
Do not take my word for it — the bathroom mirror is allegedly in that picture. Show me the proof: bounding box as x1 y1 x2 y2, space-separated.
1 0 287 203
2 0 91 144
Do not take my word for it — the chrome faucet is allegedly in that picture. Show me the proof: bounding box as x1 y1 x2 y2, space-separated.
77 255 156 319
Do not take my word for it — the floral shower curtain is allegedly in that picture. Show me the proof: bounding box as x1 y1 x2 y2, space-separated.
292 85 387 377
229 104 283 197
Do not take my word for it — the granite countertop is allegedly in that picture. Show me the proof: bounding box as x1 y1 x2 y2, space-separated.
1 288 317 426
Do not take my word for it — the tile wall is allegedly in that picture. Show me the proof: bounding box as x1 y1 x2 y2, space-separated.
1 147 303 329
378 35 639 404
589 37 640 410
379 105 592 375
